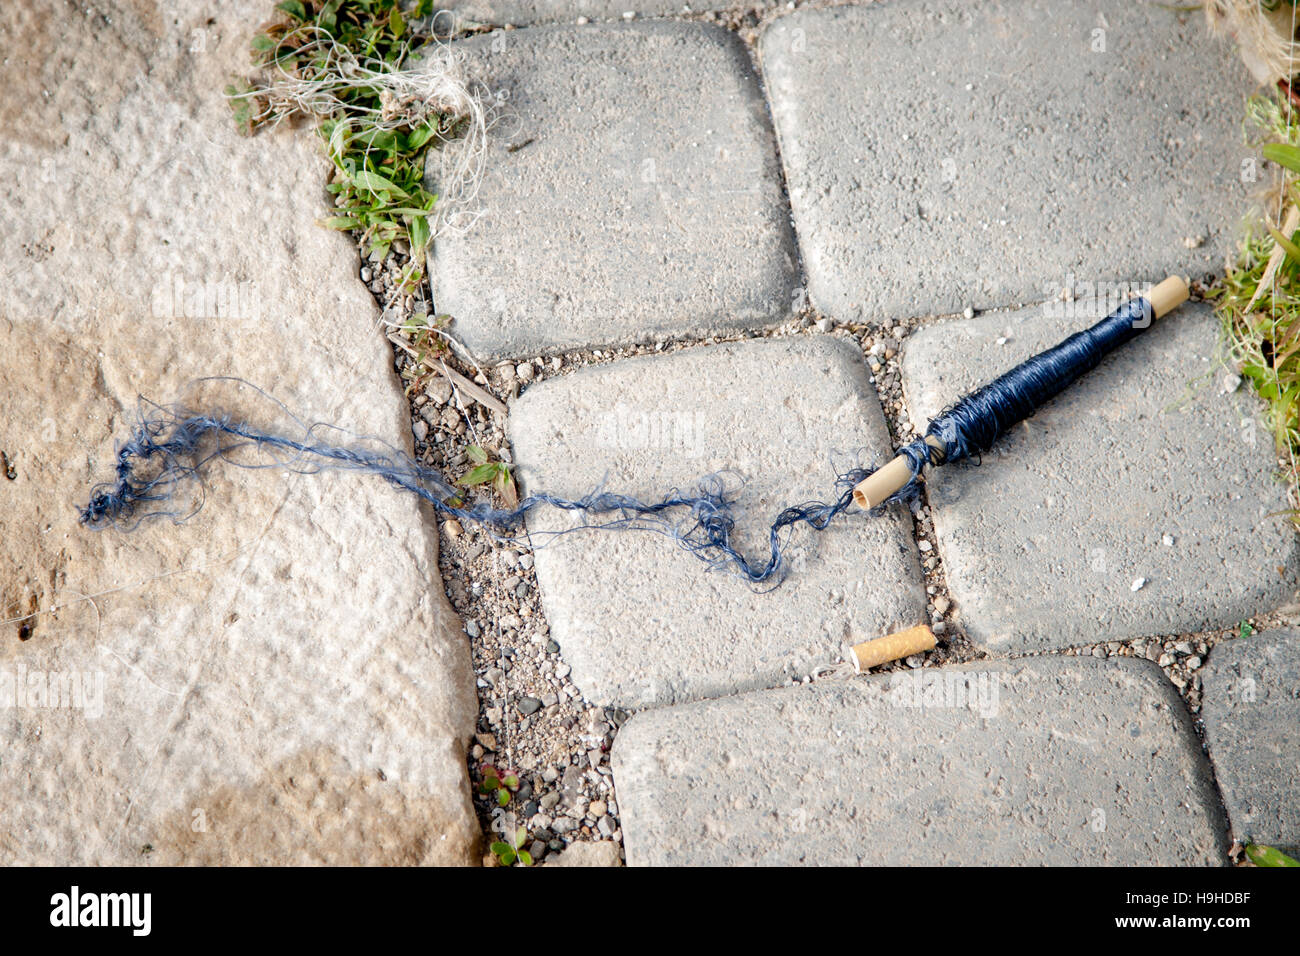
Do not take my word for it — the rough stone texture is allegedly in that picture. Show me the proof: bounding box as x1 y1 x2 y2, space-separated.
1200 628 1300 852
760 0 1252 322
508 336 925 709
613 656 1228 865
544 839 623 866
901 302 1299 654
0 1 478 864
427 21 800 358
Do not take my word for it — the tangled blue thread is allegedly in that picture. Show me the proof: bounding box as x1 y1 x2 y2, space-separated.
81 397 876 586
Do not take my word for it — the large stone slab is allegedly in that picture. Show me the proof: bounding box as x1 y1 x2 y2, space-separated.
427 21 800 358
0 0 478 864
900 301 1299 654
613 656 1228 865
1201 628 1300 852
508 336 925 708
760 0 1251 322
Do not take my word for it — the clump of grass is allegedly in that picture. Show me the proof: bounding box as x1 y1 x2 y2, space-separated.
225 0 490 292
1212 92 1300 517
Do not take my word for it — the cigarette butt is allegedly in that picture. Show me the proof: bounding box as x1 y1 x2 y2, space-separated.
849 624 937 672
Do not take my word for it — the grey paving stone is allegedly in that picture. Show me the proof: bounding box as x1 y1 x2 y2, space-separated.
900 301 1300 654
760 0 1252 322
1201 628 1300 852
507 336 925 709
428 22 799 359
613 656 1227 865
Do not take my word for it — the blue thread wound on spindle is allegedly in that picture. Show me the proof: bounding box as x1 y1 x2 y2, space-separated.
883 296 1154 498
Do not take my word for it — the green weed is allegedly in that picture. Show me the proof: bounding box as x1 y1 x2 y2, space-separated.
226 0 485 290
1212 92 1300 517
1246 842 1299 866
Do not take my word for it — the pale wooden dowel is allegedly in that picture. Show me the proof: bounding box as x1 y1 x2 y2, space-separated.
1146 274 1189 318
852 436 944 510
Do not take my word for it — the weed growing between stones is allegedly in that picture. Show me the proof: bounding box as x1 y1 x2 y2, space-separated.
225 0 490 291
1214 92 1300 519
1245 842 1300 866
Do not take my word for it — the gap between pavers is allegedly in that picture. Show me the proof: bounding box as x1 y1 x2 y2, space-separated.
899 300 1299 655
759 0 1252 323
507 335 926 710
426 19 800 359
612 656 1229 866
1200 627 1300 853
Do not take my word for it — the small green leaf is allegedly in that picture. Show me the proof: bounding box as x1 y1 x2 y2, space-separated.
514 826 527 848
320 216 361 230
408 214 431 262
1263 142 1300 175
1268 224 1300 267
517 850 533 867
496 788 510 807
466 445 489 465
406 122 438 151
502 774 520 790
275 0 307 20
351 170 410 199
389 6 406 38
1246 843 1300 867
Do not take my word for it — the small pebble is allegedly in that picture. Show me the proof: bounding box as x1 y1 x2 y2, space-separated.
517 697 542 717
1130 577 1146 592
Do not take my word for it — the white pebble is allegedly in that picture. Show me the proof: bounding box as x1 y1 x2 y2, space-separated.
1161 534 1174 547
1130 577 1146 592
